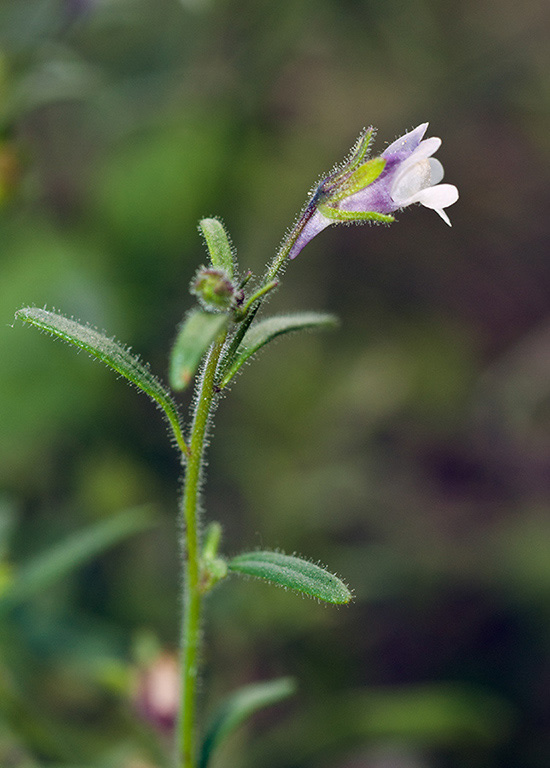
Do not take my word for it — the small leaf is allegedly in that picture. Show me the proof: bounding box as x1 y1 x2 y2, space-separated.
0 506 156 612
16 307 183 443
199 677 296 768
228 550 352 604
219 312 338 388
169 310 228 390
199 217 235 278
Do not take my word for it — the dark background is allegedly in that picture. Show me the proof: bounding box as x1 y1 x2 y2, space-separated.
0 0 549 766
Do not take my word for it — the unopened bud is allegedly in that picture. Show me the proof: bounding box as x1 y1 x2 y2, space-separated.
191 267 239 312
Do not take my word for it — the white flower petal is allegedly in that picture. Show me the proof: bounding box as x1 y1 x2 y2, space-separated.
429 158 444 185
389 139 443 194
391 160 432 205
435 208 452 226
408 137 442 162
409 183 459 209
383 123 429 156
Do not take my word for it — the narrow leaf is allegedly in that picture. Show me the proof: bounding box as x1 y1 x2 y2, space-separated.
199 218 235 278
16 307 184 445
228 551 352 604
169 310 228 390
0 506 156 612
219 312 338 388
199 677 296 768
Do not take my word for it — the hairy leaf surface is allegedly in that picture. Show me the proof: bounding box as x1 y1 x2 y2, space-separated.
16 307 183 440
199 217 235 277
228 550 351 604
219 312 337 387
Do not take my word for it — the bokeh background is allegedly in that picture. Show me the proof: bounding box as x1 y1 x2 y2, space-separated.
1 0 549 766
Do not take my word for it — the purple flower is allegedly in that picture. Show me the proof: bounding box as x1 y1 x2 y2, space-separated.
288 123 459 259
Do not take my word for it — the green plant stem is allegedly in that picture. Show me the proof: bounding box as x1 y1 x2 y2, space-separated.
263 203 316 284
236 280 279 318
178 335 226 768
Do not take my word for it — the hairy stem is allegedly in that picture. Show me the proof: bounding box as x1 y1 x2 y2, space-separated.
263 202 315 284
178 335 226 768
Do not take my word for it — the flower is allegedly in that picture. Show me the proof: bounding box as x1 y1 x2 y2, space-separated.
288 123 459 259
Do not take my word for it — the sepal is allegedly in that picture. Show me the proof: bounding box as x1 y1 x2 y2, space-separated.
329 157 386 202
346 125 375 170
317 204 395 223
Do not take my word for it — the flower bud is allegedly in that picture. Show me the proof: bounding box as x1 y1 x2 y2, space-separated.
191 266 239 312
133 652 179 734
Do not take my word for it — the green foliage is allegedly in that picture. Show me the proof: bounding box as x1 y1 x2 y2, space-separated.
219 312 338 388
199 677 296 768
228 551 352 604
169 310 229 390
0 500 15 562
96 117 234 257
15 307 184 446
0 506 157 613
199 218 235 278
247 684 514 768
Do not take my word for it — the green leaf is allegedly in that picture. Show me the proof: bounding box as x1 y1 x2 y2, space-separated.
228 551 352 604
219 312 338 388
0 506 156 612
199 218 235 278
15 307 184 445
199 677 296 768
169 310 228 390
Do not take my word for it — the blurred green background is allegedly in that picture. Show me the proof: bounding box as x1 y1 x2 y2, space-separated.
0 0 549 766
